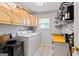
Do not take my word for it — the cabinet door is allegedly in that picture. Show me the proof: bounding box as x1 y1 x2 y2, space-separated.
0 2 10 10
0 2 31 26
10 9 27 26
20 9 27 25
20 10 30 26
29 15 37 26
0 10 11 24
12 14 22 25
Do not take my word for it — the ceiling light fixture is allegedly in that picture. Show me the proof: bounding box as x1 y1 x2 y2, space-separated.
34 2 46 7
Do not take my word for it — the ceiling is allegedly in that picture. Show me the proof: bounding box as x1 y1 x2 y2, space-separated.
15 2 61 14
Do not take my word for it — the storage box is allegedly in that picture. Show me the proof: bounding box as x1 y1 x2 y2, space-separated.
0 34 10 43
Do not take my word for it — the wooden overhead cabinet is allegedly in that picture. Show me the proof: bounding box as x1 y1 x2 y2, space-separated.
0 7 22 25
0 2 29 26
0 2 21 25
11 14 21 25
29 15 37 26
0 10 11 24
18 9 30 26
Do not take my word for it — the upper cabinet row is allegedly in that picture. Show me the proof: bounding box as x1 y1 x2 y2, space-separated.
0 2 37 26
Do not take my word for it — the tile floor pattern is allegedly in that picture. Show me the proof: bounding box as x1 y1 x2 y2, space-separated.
33 44 54 56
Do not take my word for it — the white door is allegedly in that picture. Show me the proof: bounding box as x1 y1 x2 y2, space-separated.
38 18 51 44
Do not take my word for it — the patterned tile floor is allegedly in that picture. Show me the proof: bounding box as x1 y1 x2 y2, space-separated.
33 44 54 56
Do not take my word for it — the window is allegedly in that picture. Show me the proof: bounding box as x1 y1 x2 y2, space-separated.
39 18 50 28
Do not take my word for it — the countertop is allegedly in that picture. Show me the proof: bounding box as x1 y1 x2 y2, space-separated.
51 34 66 43
17 32 40 37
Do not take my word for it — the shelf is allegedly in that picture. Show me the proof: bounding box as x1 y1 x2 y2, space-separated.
54 20 65 27
51 34 66 43
55 2 74 20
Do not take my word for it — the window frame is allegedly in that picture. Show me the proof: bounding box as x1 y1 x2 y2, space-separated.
38 18 50 29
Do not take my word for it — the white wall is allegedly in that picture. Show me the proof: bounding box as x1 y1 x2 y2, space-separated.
34 11 62 33
33 10 74 44
33 11 62 44
74 2 79 47
0 24 24 36
54 42 69 56
74 2 79 56
60 22 74 34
